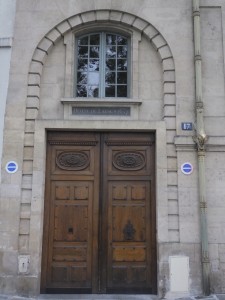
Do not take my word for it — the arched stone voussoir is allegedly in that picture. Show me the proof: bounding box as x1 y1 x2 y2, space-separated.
56 20 71 35
96 10 110 21
37 37 54 54
143 25 159 40
68 15 83 28
121 12 136 26
28 73 41 87
32 48 48 67
132 18 149 32
81 11 96 23
163 57 175 71
151 34 167 50
109 11 123 22
158 45 173 60
29 61 43 76
45 28 62 44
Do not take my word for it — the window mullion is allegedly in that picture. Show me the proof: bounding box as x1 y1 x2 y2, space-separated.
99 32 106 98
87 34 90 98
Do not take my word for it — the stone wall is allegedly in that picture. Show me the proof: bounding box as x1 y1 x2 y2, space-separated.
0 0 16 178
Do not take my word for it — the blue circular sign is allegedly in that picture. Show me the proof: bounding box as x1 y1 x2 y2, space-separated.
5 161 18 174
181 162 193 175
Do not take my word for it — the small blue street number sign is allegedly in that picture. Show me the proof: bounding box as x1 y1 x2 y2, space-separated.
5 161 18 174
181 122 193 131
181 162 193 175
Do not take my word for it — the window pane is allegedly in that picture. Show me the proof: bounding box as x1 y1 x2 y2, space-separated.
78 36 88 45
117 46 127 58
88 71 99 85
105 72 115 84
77 72 87 84
106 46 116 58
117 59 127 71
90 34 100 45
117 85 127 97
88 86 99 97
77 85 87 97
117 72 127 84
89 59 99 71
77 59 88 71
117 36 127 45
105 85 115 97
90 46 99 58
76 32 129 98
106 59 116 71
78 46 88 58
106 34 116 45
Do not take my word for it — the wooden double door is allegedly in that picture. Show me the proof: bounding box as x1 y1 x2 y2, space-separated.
41 131 156 294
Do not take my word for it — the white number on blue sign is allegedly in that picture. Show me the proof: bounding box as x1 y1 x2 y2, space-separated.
181 122 193 130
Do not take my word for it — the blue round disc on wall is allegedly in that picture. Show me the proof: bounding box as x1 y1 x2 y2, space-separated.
5 161 18 174
181 162 193 175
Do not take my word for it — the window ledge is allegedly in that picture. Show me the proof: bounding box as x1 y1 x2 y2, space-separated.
61 98 142 106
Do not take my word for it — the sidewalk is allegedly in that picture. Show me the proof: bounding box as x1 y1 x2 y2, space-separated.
0 295 224 300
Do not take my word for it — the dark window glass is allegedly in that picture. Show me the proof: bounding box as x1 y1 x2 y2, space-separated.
117 46 127 58
117 85 127 97
77 59 88 71
105 72 116 85
106 34 116 45
117 59 127 71
106 59 116 71
77 85 87 97
106 46 116 58
78 36 88 45
105 85 115 97
117 72 127 84
78 46 88 58
77 72 87 85
90 34 100 45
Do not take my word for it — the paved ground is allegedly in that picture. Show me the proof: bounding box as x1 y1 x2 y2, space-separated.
0 296 157 300
0 294 224 300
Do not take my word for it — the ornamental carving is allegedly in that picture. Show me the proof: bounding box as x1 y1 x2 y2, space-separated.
56 152 89 170
123 220 136 241
113 152 146 171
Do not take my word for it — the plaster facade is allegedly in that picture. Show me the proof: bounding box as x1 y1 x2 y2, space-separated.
0 0 225 297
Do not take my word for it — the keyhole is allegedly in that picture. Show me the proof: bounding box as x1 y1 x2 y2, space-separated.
68 227 73 234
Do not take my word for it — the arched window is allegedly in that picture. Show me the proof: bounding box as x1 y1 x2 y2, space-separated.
75 32 129 98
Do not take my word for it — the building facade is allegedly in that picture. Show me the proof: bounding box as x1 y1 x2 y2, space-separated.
0 0 16 177
1 0 225 297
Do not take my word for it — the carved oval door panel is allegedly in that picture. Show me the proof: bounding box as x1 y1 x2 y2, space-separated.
41 131 156 294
